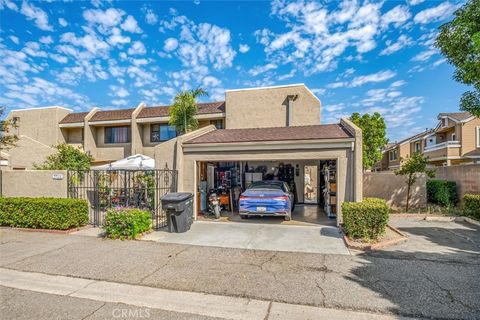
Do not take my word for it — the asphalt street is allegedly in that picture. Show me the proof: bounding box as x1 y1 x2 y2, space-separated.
0 218 479 319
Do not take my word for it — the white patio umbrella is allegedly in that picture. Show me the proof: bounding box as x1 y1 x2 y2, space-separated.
92 154 155 170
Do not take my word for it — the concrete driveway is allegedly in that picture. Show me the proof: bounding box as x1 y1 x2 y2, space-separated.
143 221 350 255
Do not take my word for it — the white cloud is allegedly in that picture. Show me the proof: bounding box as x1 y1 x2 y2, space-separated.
9 35 19 45
239 44 250 53
414 2 457 24
328 70 396 88
408 0 426 5
111 99 128 106
411 49 437 62
163 38 179 52
20 1 53 31
58 18 68 27
380 35 413 55
381 5 411 28
202 76 221 87
145 9 158 25
60 32 109 56
248 63 277 76
108 28 131 46
121 15 142 33
128 41 146 55
0 0 18 11
109 85 129 98
39 36 53 45
83 8 125 32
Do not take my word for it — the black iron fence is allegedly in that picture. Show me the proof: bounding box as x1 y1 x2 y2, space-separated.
67 169 177 229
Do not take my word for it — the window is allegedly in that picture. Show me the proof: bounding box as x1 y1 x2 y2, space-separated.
151 124 177 142
210 119 223 129
415 142 421 153
451 133 456 141
389 150 398 161
441 117 448 127
477 126 480 148
104 126 130 144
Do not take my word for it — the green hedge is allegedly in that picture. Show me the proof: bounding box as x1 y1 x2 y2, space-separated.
103 207 151 240
342 198 389 241
0 197 88 230
464 194 480 219
427 179 458 207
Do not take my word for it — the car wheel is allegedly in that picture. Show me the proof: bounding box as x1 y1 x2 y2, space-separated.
284 214 291 221
240 215 249 219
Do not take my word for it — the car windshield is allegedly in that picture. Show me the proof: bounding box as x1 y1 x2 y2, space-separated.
248 181 284 191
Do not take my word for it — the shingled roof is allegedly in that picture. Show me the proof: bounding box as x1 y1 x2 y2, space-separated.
438 112 473 121
59 112 89 124
184 124 353 144
138 101 225 119
90 108 136 122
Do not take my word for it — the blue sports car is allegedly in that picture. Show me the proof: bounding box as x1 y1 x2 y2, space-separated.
239 180 295 220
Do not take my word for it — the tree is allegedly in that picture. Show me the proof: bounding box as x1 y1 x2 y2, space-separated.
0 106 18 149
169 88 208 134
395 152 435 212
34 143 93 171
351 112 388 171
436 0 480 117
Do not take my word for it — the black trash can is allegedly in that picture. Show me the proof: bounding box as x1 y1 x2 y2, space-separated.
160 192 193 233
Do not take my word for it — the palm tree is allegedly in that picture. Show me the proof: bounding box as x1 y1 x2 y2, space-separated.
169 88 208 134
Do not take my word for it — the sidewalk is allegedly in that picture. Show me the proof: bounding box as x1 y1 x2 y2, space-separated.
0 268 407 320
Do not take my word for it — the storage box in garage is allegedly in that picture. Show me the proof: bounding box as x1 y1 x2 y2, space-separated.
330 183 337 193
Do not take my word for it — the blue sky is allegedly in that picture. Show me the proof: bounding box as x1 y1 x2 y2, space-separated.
0 0 467 141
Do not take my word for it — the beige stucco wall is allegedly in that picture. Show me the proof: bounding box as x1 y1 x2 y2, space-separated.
225 85 321 129
1 170 68 198
7 107 70 146
2 135 55 169
434 164 480 205
64 127 83 144
340 118 363 202
364 172 427 211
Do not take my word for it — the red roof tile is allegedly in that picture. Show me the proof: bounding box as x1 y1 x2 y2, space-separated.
59 112 89 124
138 101 225 119
90 108 135 122
184 124 353 144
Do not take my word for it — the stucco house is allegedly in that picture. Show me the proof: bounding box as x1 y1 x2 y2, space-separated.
378 112 480 170
2 84 362 225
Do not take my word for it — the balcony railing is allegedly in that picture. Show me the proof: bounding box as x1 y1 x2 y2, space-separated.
424 141 461 152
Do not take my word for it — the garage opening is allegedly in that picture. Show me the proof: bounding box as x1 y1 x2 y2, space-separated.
196 160 337 225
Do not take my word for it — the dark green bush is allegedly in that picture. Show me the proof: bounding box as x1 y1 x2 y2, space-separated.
464 194 480 219
0 197 88 230
103 207 151 240
342 198 389 241
427 180 458 207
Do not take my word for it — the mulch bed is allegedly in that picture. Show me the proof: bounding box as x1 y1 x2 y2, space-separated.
341 224 408 251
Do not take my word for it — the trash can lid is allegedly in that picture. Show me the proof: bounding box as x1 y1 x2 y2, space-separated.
161 192 193 202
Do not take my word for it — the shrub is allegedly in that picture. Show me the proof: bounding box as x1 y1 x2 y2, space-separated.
464 194 480 219
427 179 458 207
0 197 88 230
342 198 389 241
103 207 151 240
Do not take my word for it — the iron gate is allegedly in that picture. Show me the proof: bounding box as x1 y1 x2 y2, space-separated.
67 169 177 229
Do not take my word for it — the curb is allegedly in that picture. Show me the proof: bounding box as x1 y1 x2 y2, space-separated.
341 225 408 251
8 225 92 234
423 215 480 226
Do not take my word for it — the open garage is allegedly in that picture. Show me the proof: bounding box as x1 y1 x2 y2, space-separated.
156 119 363 226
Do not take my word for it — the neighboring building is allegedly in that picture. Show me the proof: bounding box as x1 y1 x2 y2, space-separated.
377 112 480 170
1 83 362 225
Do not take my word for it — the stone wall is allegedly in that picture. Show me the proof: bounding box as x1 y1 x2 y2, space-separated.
0 170 68 198
363 172 427 211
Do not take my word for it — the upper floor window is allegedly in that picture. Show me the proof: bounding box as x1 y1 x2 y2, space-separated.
105 126 130 144
151 124 177 142
210 119 223 129
441 117 448 127
389 150 398 161
476 126 480 148
451 133 456 141
415 142 421 153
